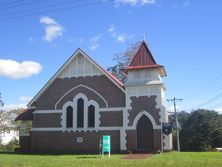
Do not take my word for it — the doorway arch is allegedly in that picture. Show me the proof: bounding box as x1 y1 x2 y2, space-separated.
137 115 153 150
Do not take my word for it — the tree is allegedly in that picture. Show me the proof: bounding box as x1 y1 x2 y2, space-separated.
107 41 142 82
0 109 23 144
179 109 222 151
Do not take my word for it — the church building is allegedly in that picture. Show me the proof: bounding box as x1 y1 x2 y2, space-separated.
16 41 172 153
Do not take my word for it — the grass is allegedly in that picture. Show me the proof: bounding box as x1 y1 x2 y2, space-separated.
0 152 221 167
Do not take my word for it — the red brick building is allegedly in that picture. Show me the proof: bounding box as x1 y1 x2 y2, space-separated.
16 41 172 153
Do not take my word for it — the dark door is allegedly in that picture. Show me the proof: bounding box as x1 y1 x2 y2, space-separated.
137 115 153 150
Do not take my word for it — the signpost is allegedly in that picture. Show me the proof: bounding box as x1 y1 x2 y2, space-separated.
102 135 111 157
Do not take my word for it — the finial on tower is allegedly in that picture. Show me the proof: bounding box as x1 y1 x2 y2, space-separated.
143 33 146 42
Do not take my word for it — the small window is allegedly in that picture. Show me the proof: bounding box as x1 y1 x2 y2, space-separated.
77 98 84 128
66 106 73 128
88 105 95 128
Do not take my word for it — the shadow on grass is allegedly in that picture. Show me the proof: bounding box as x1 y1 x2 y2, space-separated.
0 152 102 157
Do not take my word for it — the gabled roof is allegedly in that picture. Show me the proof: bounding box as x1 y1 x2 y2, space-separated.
27 49 124 107
124 41 166 76
15 108 35 121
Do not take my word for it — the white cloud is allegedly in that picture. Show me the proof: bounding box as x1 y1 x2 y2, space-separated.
2 103 26 111
115 0 156 6
40 16 63 42
108 24 116 33
40 16 57 25
108 24 134 43
89 35 101 51
0 59 42 79
19 96 32 103
117 34 127 43
215 108 222 114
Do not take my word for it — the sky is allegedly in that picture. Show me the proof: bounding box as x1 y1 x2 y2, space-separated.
0 0 222 113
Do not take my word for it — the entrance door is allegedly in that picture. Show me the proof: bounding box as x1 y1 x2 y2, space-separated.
137 115 153 150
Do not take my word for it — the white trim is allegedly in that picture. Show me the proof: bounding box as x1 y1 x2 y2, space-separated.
120 129 127 150
88 100 99 128
32 127 123 132
33 110 62 114
61 93 100 131
28 49 124 107
132 111 161 130
19 134 30 137
33 107 125 114
99 107 124 112
32 128 63 131
55 84 108 109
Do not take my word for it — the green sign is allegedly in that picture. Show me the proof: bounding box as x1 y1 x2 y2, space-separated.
102 135 111 153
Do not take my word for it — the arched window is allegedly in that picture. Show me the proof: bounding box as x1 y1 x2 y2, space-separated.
88 105 95 128
77 98 84 128
66 106 73 128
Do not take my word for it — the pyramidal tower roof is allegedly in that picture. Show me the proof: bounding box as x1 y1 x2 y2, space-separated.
125 41 166 76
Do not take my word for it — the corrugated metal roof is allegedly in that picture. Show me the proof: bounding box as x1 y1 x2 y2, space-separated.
125 41 166 76
129 41 157 67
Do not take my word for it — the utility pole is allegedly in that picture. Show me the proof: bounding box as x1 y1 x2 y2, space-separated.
167 97 182 152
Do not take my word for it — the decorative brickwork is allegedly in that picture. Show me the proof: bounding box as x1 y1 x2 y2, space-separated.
128 95 161 126
34 75 125 110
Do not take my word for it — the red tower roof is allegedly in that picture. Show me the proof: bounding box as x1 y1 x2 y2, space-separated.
124 41 166 76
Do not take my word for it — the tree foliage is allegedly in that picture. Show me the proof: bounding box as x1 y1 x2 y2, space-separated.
0 109 23 144
107 41 142 82
0 137 19 152
177 109 222 151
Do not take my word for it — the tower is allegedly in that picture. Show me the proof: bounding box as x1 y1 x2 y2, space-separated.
124 41 172 151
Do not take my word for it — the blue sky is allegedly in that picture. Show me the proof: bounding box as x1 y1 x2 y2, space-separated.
1 0 222 113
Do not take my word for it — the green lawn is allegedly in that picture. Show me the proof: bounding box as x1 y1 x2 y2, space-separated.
0 152 221 167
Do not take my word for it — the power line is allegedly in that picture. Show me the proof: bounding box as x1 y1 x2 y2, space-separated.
0 0 47 10
0 0 88 17
0 0 113 21
0 0 28 6
182 73 222 99
190 91 222 110
167 97 182 152
208 101 222 109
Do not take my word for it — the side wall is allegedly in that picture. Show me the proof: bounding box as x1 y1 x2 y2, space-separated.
31 130 120 153
30 75 125 153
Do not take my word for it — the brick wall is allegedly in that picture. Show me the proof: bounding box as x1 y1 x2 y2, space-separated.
31 130 120 153
34 75 125 110
100 111 123 127
128 95 161 126
33 113 62 128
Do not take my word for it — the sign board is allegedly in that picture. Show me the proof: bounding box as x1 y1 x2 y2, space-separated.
162 123 172 136
77 137 83 143
102 135 111 157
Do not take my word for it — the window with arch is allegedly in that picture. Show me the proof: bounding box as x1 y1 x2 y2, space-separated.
66 106 73 128
77 98 84 128
88 105 95 128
